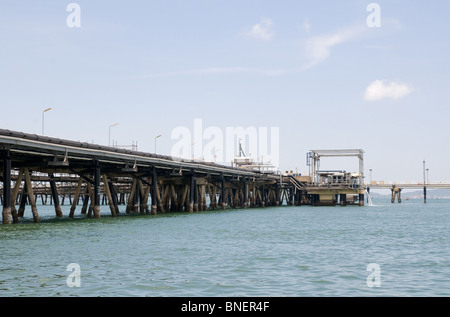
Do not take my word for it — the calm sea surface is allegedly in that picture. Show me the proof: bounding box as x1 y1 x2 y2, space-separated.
1 197 449 297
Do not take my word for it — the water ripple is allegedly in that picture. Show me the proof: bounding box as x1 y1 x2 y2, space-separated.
1 200 450 296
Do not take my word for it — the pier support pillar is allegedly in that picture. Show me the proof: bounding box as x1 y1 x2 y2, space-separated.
221 176 226 210
23 168 40 223
288 186 293 206
261 185 265 207
10 168 23 223
126 178 137 214
193 184 198 212
81 191 89 215
102 174 116 217
151 168 158 215
359 193 364 206
86 182 95 217
49 174 63 217
180 184 188 212
93 160 101 218
340 194 346 206
188 173 196 213
200 184 206 211
1 149 11 224
251 185 256 207
18 184 28 217
391 186 402 203
69 178 83 218
243 180 248 208
140 180 151 214
109 181 120 215
208 184 217 210
275 183 280 206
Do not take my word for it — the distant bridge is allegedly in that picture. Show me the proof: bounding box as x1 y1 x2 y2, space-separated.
366 181 450 189
365 181 450 203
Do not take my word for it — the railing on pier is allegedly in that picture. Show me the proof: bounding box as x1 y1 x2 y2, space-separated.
366 181 450 189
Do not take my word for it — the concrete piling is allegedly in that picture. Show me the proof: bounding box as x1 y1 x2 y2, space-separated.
1 149 11 224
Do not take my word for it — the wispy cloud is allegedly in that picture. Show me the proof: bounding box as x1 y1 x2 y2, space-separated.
364 80 413 101
243 18 274 41
144 24 369 78
302 24 366 70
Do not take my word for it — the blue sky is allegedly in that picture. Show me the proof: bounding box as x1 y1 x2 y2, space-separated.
1 1 449 181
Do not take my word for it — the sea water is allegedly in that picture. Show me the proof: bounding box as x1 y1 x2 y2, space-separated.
0 198 449 296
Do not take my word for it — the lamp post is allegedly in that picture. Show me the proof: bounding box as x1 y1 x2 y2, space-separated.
423 160 426 184
423 160 427 204
109 122 119 146
42 107 52 135
154 134 161 154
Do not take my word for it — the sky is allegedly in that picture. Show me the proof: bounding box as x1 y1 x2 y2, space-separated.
1 1 449 182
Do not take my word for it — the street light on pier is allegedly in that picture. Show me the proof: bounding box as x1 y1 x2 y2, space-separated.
154 134 162 154
423 160 426 185
42 107 52 135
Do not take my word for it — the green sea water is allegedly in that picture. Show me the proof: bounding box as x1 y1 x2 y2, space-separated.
1 197 449 296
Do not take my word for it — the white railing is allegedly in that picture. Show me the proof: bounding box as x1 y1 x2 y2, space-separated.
367 181 450 185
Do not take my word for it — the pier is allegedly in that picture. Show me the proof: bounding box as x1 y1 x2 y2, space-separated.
0 130 367 224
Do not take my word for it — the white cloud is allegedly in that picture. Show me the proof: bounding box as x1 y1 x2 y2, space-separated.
243 18 274 41
364 80 413 101
302 25 366 70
